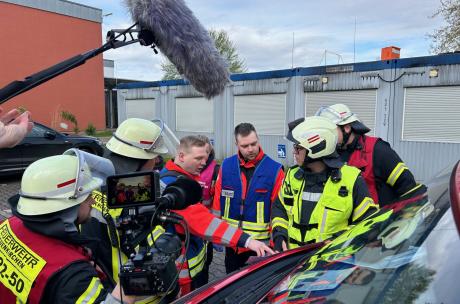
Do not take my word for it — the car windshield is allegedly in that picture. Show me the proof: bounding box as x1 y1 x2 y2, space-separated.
264 177 458 304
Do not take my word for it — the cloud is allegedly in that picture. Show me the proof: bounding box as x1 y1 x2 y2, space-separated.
74 0 446 80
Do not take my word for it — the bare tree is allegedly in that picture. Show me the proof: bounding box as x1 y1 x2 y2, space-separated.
430 0 460 53
161 29 247 80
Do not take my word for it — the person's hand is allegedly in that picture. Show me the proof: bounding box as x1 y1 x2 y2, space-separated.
247 239 275 257
110 283 138 304
0 107 33 148
274 236 288 252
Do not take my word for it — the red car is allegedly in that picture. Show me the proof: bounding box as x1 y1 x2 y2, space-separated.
177 160 460 304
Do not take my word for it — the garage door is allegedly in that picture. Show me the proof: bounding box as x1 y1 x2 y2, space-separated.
125 99 156 120
403 86 460 143
305 90 377 133
176 97 214 132
234 94 286 135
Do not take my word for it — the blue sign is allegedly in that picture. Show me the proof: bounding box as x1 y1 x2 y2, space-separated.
277 144 286 159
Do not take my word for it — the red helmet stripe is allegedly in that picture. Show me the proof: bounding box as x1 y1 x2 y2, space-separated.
57 178 76 188
308 135 320 143
140 140 153 144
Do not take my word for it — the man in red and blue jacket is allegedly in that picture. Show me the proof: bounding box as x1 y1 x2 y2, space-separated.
212 123 284 274
161 135 274 294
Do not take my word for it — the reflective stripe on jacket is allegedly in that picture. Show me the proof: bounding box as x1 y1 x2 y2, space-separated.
220 154 281 241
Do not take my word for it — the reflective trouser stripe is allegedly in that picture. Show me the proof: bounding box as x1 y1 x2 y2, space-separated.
352 197 377 222
76 277 103 304
387 162 408 186
188 245 207 278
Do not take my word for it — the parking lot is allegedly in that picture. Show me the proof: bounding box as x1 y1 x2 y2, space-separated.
0 174 227 283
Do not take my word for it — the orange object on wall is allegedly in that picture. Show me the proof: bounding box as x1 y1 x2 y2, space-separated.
0 2 105 131
381 46 401 60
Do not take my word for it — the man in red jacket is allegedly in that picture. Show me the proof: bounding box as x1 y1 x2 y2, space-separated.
316 104 425 206
160 135 274 293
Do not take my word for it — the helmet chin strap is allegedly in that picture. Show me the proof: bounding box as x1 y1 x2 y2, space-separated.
338 125 351 150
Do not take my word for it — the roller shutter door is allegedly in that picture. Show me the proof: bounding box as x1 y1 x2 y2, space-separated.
125 99 156 120
403 86 460 143
305 90 377 133
176 97 214 132
234 94 286 135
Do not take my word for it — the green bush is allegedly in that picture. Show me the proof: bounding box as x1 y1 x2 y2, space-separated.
85 123 96 136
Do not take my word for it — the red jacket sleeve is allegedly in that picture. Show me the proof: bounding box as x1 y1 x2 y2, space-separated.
173 203 249 248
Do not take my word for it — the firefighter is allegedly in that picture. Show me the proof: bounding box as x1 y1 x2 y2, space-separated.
0 152 138 304
271 116 379 251
211 123 284 273
80 118 177 303
316 104 425 205
160 135 274 293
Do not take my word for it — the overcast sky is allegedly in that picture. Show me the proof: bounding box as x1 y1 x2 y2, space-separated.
74 0 445 81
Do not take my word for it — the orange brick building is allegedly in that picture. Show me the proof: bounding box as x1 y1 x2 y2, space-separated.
0 0 105 131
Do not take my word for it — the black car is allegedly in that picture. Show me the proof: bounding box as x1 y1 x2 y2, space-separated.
0 122 104 175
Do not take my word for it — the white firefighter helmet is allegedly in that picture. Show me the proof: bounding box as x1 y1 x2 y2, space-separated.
17 153 104 216
106 118 169 160
315 104 370 134
287 116 338 159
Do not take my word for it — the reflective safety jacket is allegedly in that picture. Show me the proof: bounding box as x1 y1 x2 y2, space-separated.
160 161 248 291
219 154 282 243
272 165 376 248
0 217 92 304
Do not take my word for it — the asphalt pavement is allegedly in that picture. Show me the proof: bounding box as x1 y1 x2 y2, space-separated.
0 174 227 283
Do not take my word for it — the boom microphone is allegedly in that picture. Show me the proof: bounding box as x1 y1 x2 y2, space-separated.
158 177 202 210
125 0 230 99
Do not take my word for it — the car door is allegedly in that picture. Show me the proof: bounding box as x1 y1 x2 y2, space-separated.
0 143 24 174
19 123 73 167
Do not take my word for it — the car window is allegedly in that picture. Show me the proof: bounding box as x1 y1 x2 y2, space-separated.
27 124 49 137
264 187 455 304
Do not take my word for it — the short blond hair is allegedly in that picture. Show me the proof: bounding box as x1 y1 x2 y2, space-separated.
179 135 207 152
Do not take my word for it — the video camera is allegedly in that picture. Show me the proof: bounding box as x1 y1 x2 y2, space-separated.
105 171 202 296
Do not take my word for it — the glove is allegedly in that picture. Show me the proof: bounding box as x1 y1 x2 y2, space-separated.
274 235 287 252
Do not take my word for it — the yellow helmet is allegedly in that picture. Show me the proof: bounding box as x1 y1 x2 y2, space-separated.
17 154 102 216
287 116 338 159
106 118 168 160
315 103 370 134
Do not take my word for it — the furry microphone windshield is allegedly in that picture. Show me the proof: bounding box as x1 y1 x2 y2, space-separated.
125 0 231 99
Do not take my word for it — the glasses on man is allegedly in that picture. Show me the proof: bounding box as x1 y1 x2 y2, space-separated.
293 144 305 153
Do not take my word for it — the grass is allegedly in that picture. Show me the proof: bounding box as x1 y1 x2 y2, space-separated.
94 129 114 137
